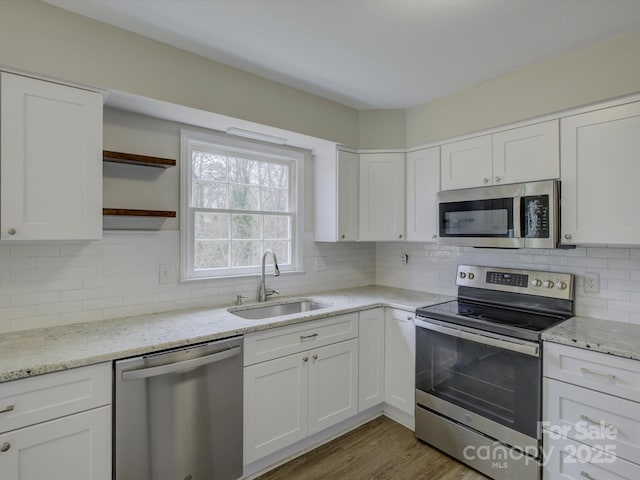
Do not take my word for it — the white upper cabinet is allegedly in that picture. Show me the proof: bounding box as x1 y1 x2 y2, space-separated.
441 135 492 190
314 147 358 242
1 72 103 241
441 120 559 190
561 101 640 246
406 146 439 242
492 120 559 185
359 152 405 241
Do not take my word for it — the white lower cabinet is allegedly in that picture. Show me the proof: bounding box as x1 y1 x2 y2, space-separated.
243 351 308 464
358 308 385 411
243 336 358 464
0 406 111 480
0 363 112 480
543 342 640 479
384 309 415 417
308 339 359 435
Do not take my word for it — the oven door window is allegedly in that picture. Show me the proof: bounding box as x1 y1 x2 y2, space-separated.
439 198 514 237
416 325 539 439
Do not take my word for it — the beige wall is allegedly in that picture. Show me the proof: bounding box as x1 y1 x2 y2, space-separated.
406 31 640 147
358 109 406 149
0 1 359 145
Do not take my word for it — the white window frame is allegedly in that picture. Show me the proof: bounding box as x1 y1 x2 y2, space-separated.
180 129 304 281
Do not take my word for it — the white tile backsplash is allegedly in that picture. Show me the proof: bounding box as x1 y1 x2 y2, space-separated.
0 231 375 333
3 233 640 332
375 242 640 325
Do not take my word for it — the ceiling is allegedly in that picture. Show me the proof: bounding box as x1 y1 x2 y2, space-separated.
45 0 640 110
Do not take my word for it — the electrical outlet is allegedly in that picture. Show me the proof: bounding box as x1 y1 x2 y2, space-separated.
159 264 172 284
584 272 600 294
315 256 327 272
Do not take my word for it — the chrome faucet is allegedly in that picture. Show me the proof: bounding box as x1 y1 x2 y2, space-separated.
258 249 280 302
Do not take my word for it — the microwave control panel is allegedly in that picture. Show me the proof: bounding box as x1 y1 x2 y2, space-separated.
523 195 549 238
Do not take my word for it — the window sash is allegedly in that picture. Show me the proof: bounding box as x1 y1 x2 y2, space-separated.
181 130 303 280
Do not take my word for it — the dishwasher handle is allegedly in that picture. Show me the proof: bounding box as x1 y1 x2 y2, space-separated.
121 345 241 381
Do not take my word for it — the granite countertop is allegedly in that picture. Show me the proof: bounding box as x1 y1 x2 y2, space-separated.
0 285 451 383
542 316 640 361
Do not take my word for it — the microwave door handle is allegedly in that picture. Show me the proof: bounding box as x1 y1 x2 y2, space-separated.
513 196 522 239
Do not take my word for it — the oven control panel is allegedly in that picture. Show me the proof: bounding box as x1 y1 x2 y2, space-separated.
456 265 574 300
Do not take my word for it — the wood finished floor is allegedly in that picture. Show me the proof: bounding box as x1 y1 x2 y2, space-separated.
256 416 489 480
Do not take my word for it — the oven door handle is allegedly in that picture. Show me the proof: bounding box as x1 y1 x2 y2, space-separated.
415 318 540 357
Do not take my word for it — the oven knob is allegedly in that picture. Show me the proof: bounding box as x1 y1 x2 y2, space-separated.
542 280 555 288
556 281 567 290
468 273 475 280
531 279 542 287
459 272 467 279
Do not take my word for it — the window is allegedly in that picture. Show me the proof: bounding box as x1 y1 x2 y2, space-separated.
181 130 303 280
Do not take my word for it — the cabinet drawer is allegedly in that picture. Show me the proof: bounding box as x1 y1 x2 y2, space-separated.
543 433 640 480
544 342 640 403
544 378 640 464
244 313 359 366
0 363 111 433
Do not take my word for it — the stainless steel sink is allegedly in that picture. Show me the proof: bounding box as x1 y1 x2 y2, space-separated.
228 299 331 320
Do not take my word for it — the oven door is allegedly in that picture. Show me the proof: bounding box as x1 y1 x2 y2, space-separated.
438 183 523 248
415 317 541 450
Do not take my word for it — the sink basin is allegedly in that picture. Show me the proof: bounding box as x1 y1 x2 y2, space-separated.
228 299 331 320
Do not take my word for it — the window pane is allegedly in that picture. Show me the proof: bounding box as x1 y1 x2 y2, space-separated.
192 181 227 208
229 184 260 210
264 215 290 239
192 152 227 181
265 240 290 265
194 241 229 269
232 215 262 239
261 162 289 188
261 188 288 212
195 212 229 239
229 157 260 185
231 240 262 267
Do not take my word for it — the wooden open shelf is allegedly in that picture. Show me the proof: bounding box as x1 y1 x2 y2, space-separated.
103 208 176 218
103 150 176 168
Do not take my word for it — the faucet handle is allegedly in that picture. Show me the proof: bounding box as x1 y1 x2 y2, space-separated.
265 289 280 298
235 294 248 305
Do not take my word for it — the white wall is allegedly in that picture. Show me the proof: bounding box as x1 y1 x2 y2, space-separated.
376 242 640 325
0 232 375 333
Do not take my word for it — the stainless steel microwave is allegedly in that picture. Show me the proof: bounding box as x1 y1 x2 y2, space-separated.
437 180 559 249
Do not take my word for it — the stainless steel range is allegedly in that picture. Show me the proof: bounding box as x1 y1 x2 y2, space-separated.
415 265 574 480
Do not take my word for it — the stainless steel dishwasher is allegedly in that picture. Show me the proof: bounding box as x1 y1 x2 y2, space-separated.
114 336 243 480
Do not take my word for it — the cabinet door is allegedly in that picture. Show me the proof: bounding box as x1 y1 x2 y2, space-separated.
308 339 358 436
243 353 308 464
358 309 385 411
492 120 559 185
441 135 492 190
384 309 415 416
337 150 359 241
1 72 103 241
359 152 405 241
406 147 439 242
0 406 111 480
561 102 640 245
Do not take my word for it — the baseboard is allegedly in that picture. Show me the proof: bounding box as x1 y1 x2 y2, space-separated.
382 403 415 431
